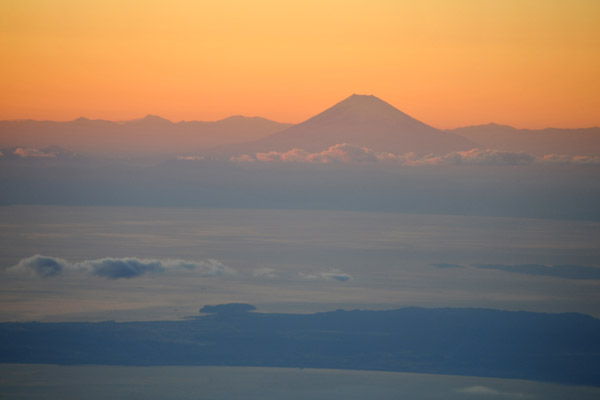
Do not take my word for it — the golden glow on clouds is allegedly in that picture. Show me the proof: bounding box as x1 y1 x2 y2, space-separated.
1 0 599 128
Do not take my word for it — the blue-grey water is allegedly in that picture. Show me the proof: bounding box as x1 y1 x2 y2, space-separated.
1 364 599 400
2 206 600 395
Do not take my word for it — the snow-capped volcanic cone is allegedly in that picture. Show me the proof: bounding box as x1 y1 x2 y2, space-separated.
216 94 475 155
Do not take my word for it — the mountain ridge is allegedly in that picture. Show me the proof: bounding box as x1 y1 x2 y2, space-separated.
448 124 600 156
0 115 292 157
2 95 600 157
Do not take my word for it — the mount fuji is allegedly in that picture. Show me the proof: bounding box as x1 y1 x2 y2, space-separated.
215 94 475 155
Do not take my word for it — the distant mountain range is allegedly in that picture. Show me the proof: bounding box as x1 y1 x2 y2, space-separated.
447 123 600 156
0 115 292 157
1 95 599 157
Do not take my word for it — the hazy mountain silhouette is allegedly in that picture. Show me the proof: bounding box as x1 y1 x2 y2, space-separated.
213 94 475 155
450 123 600 156
4 97 599 158
0 116 291 157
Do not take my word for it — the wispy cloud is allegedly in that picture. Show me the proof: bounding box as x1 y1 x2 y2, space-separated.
251 267 353 282
8 255 233 280
176 155 205 161
296 270 353 282
473 263 600 280
539 154 600 164
412 148 535 166
434 262 600 280
252 267 278 279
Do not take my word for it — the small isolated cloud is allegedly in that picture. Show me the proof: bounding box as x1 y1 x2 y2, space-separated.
8 255 233 280
8 255 71 278
472 263 600 280
251 267 352 282
297 270 353 282
456 385 532 398
252 267 278 279
306 143 379 164
321 272 353 282
13 147 57 158
176 155 205 161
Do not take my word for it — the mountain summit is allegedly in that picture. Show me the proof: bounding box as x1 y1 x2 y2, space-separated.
219 94 474 155
309 94 432 127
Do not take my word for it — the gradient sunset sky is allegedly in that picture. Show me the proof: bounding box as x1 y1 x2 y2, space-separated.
1 0 599 128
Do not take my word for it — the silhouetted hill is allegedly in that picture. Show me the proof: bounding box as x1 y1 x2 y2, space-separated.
1 305 599 386
213 95 475 155
450 123 600 156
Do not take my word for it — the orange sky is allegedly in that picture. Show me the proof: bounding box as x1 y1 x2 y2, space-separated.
1 0 599 129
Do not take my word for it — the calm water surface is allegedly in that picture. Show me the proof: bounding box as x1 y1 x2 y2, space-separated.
1 365 599 400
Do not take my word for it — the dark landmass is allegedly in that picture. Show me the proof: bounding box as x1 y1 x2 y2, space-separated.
200 303 257 314
1 305 599 386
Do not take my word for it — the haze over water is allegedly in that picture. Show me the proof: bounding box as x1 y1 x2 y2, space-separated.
2 206 599 322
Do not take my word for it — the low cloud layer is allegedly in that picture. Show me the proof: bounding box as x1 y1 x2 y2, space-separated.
230 144 600 166
13 147 57 158
8 255 233 280
434 262 600 280
297 270 353 282
252 267 353 282
473 263 600 280
539 154 600 165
